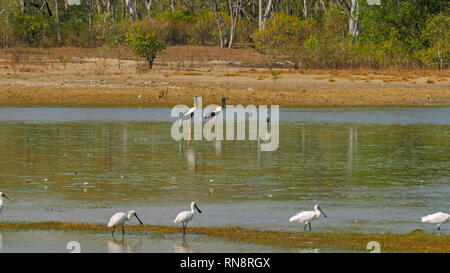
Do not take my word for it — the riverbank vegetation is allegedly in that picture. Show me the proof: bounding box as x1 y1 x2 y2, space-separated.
0 0 448 70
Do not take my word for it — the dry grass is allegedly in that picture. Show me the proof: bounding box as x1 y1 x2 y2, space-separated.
0 46 448 107
174 71 204 76
0 221 448 252
217 72 243 77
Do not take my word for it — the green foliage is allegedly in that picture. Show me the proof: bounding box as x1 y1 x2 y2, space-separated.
60 4 91 46
97 19 128 50
0 0 448 70
254 13 304 68
10 10 55 46
269 69 281 79
126 22 167 68
419 13 450 70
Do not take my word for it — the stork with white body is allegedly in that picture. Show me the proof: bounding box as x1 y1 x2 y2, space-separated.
205 97 226 120
421 209 450 230
174 201 202 235
177 96 199 124
107 210 143 236
0 192 11 216
289 204 327 231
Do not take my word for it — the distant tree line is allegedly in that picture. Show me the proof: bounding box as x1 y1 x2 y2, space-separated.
0 0 448 70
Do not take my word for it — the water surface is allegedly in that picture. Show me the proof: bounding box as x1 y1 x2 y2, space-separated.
0 107 448 246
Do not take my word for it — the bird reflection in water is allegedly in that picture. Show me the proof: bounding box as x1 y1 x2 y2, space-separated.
185 147 196 172
108 236 133 253
173 237 194 253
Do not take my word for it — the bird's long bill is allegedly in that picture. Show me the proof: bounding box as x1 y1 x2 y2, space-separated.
195 204 202 213
135 214 144 225
319 208 327 217
2 194 11 201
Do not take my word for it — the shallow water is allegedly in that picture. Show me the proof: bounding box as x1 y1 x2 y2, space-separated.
0 107 448 252
2 229 342 253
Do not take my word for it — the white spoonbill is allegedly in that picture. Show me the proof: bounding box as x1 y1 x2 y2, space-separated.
174 201 202 235
289 204 327 231
177 96 199 124
421 209 450 230
204 97 226 120
0 192 11 216
107 210 143 236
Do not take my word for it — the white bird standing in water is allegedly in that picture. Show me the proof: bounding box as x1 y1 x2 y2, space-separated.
289 204 327 231
204 97 226 120
174 201 202 235
177 96 199 124
108 210 143 236
421 209 450 230
0 192 11 216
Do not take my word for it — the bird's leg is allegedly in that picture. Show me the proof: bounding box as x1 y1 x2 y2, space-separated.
182 222 186 235
303 224 307 231
188 120 191 148
208 117 213 130
308 223 312 231
122 225 125 235
112 226 115 237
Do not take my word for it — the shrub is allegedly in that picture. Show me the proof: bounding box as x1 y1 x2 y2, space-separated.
254 13 305 69
126 18 168 68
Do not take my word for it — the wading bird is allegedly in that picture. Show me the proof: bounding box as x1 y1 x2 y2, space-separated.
177 96 199 124
174 201 202 235
205 97 226 120
0 192 11 216
108 210 143 236
421 209 450 230
289 204 327 231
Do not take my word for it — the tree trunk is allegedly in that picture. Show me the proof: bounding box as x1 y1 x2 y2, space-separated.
206 0 227 48
55 0 61 43
110 0 115 23
349 0 360 42
261 0 273 29
228 0 235 48
125 0 135 22
258 0 263 29
24 0 31 13
121 0 125 19
88 0 93 41
146 0 152 15
147 55 154 69
303 0 307 18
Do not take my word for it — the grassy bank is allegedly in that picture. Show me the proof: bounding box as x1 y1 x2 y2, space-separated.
0 221 448 253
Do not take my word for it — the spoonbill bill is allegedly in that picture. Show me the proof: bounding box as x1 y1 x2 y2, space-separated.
174 201 202 235
289 204 327 231
177 96 199 124
108 210 143 236
0 192 11 215
205 97 226 120
421 209 450 230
